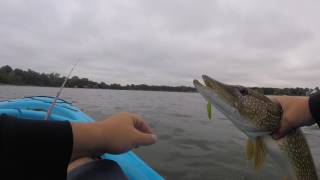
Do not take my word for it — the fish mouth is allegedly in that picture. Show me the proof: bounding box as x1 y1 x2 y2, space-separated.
193 75 269 137
193 75 245 109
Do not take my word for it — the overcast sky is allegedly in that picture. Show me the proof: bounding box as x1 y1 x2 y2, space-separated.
0 0 319 87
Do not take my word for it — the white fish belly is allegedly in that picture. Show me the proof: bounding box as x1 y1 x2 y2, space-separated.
263 135 296 180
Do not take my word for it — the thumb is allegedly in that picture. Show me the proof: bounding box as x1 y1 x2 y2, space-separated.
272 121 291 140
134 130 157 146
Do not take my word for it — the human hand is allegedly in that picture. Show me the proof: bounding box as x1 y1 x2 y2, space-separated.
271 96 315 140
71 112 157 160
95 112 157 154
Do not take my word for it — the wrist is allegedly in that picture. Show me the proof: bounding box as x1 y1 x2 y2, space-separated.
309 93 320 127
302 96 315 126
71 122 104 160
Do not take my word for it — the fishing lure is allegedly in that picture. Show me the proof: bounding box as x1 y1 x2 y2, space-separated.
207 101 212 120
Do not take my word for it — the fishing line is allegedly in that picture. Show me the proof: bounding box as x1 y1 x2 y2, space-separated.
45 60 80 120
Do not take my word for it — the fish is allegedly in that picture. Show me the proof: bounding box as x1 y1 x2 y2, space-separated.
193 75 318 180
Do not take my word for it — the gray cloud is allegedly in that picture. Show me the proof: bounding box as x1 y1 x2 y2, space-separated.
0 0 319 87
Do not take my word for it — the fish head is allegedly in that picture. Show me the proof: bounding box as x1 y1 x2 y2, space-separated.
193 75 282 138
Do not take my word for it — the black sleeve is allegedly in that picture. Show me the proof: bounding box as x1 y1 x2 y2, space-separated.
0 114 73 180
309 92 320 128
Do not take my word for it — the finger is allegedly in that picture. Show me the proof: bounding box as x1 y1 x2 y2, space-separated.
132 115 154 134
134 130 157 146
136 121 154 134
272 130 285 140
271 96 287 107
272 121 291 140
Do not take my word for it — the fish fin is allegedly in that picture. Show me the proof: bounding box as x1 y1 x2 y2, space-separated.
246 138 255 160
254 137 266 170
207 101 212 120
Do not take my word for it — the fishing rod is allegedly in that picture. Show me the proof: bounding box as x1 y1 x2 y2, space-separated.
44 60 79 120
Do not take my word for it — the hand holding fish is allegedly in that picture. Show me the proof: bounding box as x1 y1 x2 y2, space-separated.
271 96 316 140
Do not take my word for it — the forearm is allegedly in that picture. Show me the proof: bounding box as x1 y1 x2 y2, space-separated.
0 115 73 179
70 122 105 160
0 115 101 163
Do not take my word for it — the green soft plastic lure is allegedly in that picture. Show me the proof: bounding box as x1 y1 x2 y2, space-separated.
207 101 212 119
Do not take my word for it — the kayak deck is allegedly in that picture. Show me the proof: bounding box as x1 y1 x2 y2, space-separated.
0 96 163 180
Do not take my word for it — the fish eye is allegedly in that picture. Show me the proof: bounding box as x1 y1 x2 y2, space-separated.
239 87 248 96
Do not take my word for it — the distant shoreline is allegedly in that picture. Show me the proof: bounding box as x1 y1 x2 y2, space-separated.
0 65 196 93
0 80 314 96
0 84 197 93
0 65 318 95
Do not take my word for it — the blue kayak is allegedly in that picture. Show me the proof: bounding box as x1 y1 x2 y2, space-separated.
0 96 164 180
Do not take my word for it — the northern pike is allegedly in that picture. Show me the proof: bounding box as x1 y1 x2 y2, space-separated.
193 75 318 180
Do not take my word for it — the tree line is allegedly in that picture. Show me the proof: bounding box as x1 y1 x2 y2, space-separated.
0 65 318 95
0 65 195 92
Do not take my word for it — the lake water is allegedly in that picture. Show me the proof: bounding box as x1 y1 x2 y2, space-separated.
1 85 320 180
